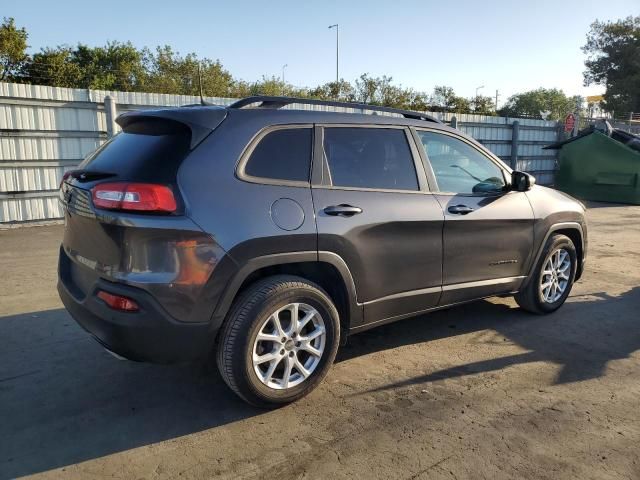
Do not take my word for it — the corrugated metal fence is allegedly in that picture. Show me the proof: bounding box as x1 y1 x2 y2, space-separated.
0 81 560 224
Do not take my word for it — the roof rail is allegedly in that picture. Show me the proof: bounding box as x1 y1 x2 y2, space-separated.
229 96 442 124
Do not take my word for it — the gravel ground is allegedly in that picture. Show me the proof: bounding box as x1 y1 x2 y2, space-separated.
0 203 639 480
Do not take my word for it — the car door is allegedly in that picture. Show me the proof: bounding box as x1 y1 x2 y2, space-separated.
312 125 444 329
413 129 535 305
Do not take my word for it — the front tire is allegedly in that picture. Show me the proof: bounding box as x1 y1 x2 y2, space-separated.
217 275 340 407
515 233 577 314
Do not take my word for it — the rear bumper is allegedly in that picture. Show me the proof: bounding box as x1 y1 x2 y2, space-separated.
58 277 213 364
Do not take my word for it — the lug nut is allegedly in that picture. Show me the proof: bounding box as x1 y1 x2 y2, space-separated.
281 337 286 342
289 351 294 357
296 341 301 347
280 349 285 355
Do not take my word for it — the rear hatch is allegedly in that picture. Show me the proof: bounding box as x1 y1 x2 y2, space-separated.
59 106 227 320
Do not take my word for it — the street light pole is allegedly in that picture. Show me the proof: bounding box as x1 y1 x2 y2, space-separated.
328 24 339 84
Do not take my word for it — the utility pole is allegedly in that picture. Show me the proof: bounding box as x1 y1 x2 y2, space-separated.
495 89 500 111
328 24 339 84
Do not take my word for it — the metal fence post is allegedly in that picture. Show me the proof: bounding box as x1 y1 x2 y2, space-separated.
451 115 457 129
510 120 520 169
104 95 117 138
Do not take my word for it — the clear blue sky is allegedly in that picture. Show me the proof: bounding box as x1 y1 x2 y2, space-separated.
5 0 638 102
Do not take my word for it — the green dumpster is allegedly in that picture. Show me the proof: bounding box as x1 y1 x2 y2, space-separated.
551 130 640 205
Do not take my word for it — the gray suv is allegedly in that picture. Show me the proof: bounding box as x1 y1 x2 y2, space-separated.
58 96 587 407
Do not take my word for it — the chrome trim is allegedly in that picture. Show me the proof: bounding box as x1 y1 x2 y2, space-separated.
362 276 524 306
235 124 314 187
363 286 441 305
442 276 526 291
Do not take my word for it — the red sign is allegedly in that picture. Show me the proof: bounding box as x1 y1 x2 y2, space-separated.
564 113 576 132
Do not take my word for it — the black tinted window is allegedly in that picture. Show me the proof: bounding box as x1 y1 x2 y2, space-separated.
80 125 191 183
323 128 418 191
245 128 312 182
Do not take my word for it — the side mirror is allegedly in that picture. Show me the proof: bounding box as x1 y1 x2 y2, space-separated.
511 171 536 192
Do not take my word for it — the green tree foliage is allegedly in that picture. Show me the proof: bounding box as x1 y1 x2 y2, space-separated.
6 15 609 121
0 17 28 81
582 16 640 113
25 47 82 88
74 42 145 90
472 95 496 115
143 46 233 96
498 88 578 120
429 85 471 113
345 74 429 110
308 80 355 102
25 42 145 90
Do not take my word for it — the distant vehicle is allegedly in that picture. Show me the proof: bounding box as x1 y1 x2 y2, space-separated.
58 96 587 407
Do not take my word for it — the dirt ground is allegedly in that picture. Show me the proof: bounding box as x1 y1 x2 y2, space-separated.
1 203 639 480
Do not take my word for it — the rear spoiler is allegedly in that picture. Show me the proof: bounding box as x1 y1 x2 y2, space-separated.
116 106 228 149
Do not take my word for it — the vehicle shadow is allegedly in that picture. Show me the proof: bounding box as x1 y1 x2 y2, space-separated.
338 286 640 392
0 308 262 479
1 287 638 478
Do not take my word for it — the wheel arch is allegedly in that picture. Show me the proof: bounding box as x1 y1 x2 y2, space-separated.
210 251 362 343
523 222 585 288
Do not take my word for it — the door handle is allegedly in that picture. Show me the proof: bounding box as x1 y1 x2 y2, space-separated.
324 204 363 217
448 204 474 215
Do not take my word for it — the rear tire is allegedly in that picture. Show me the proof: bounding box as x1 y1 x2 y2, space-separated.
217 275 340 408
515 233 577 314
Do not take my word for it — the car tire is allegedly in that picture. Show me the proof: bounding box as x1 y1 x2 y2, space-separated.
217 275 340 407
515 233 577 314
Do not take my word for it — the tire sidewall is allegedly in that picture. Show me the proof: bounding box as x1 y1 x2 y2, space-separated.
535 236 577 313
238 283 340 405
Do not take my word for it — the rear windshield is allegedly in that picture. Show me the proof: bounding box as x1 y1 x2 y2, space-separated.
80 122 191 183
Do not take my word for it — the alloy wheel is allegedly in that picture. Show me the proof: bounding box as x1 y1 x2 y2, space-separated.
540 248 571 303
252 302 326 389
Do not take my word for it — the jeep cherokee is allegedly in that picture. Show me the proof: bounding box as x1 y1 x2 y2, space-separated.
58 96 587 407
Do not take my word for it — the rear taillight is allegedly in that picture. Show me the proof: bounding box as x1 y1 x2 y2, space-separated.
91 182 177 213
97 291 139 312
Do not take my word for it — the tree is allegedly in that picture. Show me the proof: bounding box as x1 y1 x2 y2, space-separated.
0 17 28 81
73 42 146 91
308 80 355 102
143 46 233 97
350 74 430 110
429 85 471 113
583 16 640 114
25 47 82 88
472 95 495 115
498 88 577 120
23 42 146 90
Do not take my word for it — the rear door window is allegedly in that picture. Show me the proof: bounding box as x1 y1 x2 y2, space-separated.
244 128 312 183
323 128 419 191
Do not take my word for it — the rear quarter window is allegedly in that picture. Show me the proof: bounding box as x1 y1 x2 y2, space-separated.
243 128 312 183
